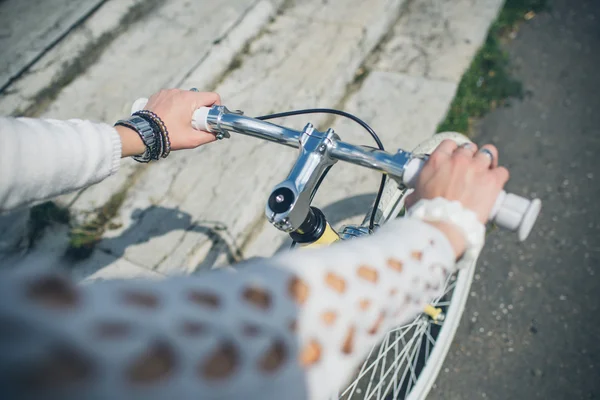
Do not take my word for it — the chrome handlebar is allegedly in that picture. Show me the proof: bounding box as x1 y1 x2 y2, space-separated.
205 106 415 180
203 106 418 232
131 101 541 241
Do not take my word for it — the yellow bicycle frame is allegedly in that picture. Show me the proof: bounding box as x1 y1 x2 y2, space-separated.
299 222 340 248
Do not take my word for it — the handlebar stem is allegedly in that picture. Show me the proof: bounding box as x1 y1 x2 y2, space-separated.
266 124 338 232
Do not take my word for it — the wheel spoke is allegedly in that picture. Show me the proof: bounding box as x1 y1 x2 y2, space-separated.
364 330 392 398
425 325 436 347
345 343 377 398
400 326 425 394
342 322 420 395
393 326 401 399
425 324 432 360
407 332 425 394
432 273 455 300
365 324 426 400
346 326 419 399
393 323 428 396
376 332 390 399
383 323 430 399
440 279 457 298
388 318 423 333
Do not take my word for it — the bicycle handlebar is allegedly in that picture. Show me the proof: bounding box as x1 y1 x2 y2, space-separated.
131 99 541 241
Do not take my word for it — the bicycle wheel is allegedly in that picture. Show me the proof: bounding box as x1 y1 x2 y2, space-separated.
336 132 477 400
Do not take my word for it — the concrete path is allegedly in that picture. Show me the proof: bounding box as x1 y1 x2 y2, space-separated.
0 0 106 91
430 0 600 398
0 0 504 283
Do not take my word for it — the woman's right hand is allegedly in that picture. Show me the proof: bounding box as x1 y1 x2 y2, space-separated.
117 89 221 158
405 139 510 256
144 89 221 150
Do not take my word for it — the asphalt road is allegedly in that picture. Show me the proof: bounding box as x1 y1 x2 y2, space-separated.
429 0 600 399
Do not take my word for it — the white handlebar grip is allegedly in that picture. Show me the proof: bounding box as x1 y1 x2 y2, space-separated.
192 107 211 132
131 98 148 114
491 191 541 241
403 157 425 188
130 99 211 132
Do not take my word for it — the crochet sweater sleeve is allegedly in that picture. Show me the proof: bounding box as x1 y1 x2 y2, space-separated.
0 117 121 213
0 218 457 400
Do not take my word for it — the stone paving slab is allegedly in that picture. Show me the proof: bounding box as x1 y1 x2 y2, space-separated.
46 0 265 213
40 0 259 122
0 0 285 277
77 255 165 282
1 0 272 213
0 223 163 280
0 0 106 93
0 0 141 116
373 0 505 82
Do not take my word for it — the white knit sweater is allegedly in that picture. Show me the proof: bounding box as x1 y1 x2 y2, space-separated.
0 117 459 400
0 117 122 212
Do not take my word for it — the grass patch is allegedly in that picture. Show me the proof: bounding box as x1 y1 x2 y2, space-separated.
26 189 128 258
437 0 548 133
67 189 128 259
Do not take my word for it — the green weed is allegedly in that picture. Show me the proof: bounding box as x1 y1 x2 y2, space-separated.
438 0 548 133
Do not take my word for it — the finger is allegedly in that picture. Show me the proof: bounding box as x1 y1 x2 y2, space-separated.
186 129 218 147
404 191 417 209
452 142 478 158
491 166 510 186
434 139 459 156
189 91 221 107
429 139 458 166
474 144 498 169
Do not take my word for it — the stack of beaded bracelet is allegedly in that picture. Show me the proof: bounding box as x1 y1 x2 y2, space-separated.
114 115 156 163
133 110 171 158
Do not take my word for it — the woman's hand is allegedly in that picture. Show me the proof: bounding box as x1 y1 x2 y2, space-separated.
406 140 510 257
144 89 221 150
117 89 221 157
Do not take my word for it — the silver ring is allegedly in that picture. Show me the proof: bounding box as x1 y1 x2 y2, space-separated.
479 148 494 165
459 142 475 150
190 88 199 92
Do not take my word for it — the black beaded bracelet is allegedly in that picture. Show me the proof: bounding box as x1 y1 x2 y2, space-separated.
114 115 158 163
133 110 171 158
133 113 163 160
135 112 166 159
141 110 171 158
147 110 171 158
